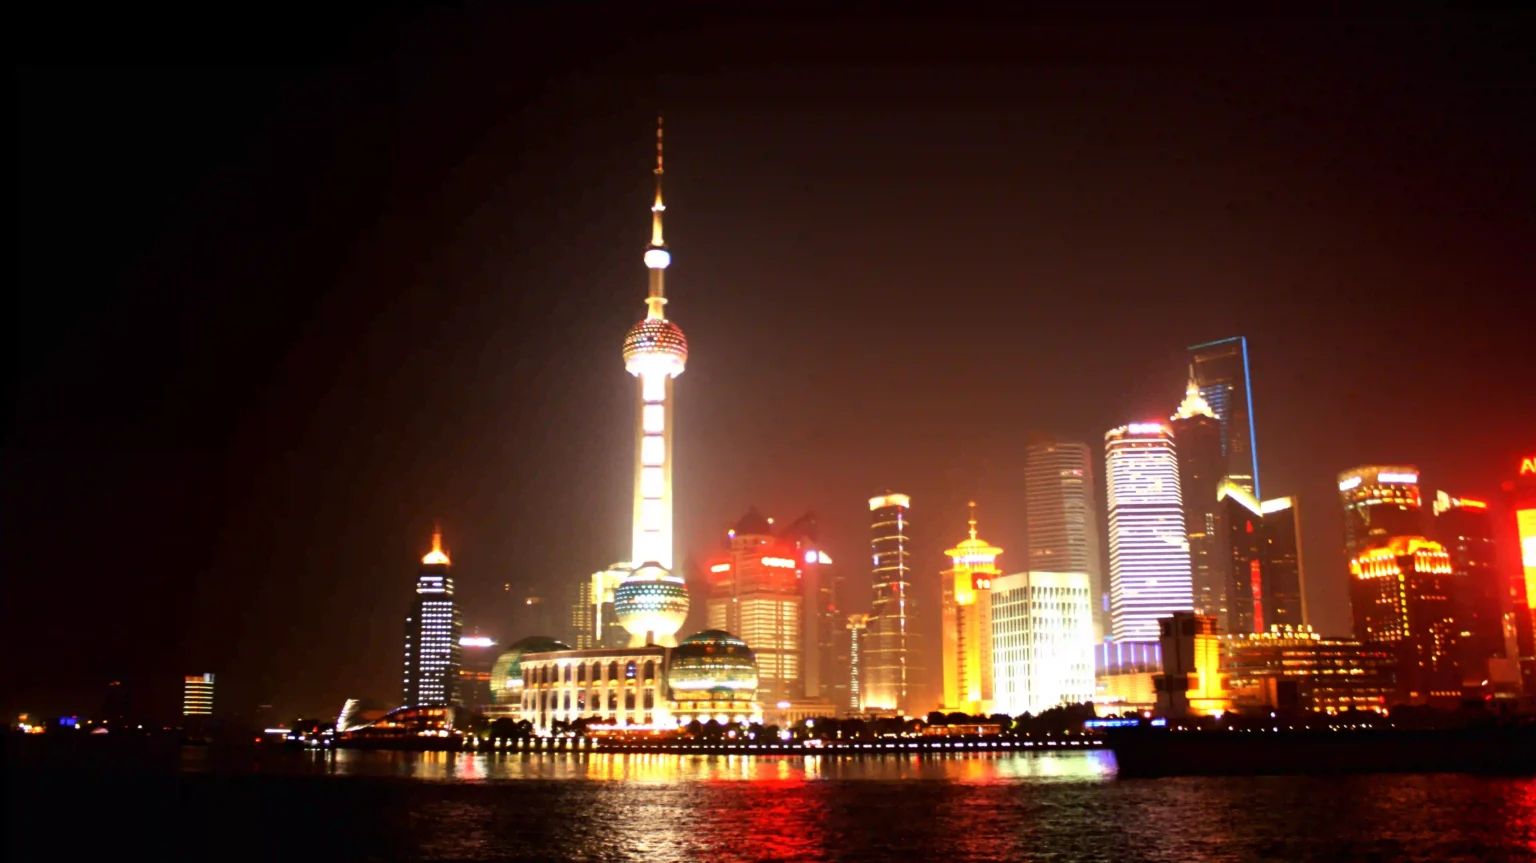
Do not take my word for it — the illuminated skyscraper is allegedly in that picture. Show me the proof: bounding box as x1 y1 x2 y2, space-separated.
565 577 596 650
1432 492 1504 683
706 509 802 703
182 673 214 717
1105 423 1194 641
1188 336 1261 496
402 526 463 707
1350 537 1462 706
613 118 690 648
777 512 842 703
1217 480 1307 634
1169 374 1226 622
991 571 1095 716
1024 436 1107 640
846 613 868 712
1338 465 1423 559
940 503 1001 714
866 492 918 712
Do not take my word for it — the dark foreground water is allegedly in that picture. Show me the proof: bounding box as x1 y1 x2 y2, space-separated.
8 746 1536 862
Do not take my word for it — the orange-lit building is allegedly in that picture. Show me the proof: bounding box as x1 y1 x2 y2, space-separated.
1153 612 1228 717
1349 537 1462 706
939 503 1001 715
1338 465 1424 559
1222 626 1395 714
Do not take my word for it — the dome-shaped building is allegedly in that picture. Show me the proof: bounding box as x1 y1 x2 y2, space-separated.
489 636 571 704
614 563 690 647
667 629 762 725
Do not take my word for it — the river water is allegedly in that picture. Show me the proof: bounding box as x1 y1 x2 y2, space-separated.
9 747 1536 861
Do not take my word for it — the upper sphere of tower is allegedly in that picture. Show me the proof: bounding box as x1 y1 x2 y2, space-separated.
622 318 688 377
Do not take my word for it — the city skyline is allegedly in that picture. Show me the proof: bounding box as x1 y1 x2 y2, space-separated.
9 8 1535 720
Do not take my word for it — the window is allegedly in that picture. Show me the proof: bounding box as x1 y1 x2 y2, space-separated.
643 661 655 682
626 661 637 680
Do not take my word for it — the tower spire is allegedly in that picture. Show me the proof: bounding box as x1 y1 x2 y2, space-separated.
423 521 450 566
642 115 671 319
968 500 978 540
651 115 665 248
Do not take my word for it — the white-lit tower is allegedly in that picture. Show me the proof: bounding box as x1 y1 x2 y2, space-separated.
402 526 463 707
614 118 691 647
1105 423 1194 641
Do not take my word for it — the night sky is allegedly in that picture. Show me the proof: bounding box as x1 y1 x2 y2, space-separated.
9 6 1534 720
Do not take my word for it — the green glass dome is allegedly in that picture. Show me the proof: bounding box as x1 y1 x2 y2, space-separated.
489 636 570 703
668 630 758 700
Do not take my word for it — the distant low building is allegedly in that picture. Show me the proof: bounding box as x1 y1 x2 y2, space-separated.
1222 626 1395 714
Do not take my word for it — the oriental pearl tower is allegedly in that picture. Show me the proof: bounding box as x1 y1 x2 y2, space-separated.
613 118 691 648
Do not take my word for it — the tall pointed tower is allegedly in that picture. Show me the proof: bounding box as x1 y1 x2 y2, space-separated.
940 502 1002 714
402 524 463 707
614 118 691 647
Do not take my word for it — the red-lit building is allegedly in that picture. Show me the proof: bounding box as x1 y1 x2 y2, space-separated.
1501 451 1536 693
706 508 803 704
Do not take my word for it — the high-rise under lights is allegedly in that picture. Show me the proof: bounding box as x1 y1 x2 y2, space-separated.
402 526 463 708
1188 336 1262 497
940 502 1001 715
866 492 917 712
1024 436 1107 641
1105 423 1194 641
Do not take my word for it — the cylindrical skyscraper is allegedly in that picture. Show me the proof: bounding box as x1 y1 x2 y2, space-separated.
616 118 690 648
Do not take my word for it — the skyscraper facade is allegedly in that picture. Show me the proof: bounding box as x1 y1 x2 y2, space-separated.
612 118 691 648
866 492 917 712
1105 423 1194 641
706 509 802 704
1349 537 1462 706
990 571 1095 716
846 613 869 712
402 527 463 708
1024 437 1106 640
777 512 842 704
1504 453 1536 677
1169 376 1227 622
940 503 1001 715
566 576 596 650
1338 465 1423 559
1217 480 1307 634
1432 492 1504 682
182 673 214 717
1188 336 1261 496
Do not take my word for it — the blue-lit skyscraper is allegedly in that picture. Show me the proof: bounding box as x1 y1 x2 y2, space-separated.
402 526 463 707
1189 336 1261 497
1106 423 1194 641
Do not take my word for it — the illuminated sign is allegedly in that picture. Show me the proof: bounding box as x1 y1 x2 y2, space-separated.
1459 498 1488 509
761 557 796 569
1338 476 1362 491
805 550 819 565
1378 472 1418 484
1519 509 1536 612
459 636 496 648
1523 456 1536 476
1126 422 1166 436
818 551 832 564
709 563 731 573
869 494 911 510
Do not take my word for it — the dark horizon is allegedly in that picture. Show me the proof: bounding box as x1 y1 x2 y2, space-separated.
8 6 1535 720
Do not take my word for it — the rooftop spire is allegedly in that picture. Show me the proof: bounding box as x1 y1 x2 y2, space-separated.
422 522 451 566
968 500 978 540
1172 366 1216 420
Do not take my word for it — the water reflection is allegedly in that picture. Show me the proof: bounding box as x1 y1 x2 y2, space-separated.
311 748 1118 784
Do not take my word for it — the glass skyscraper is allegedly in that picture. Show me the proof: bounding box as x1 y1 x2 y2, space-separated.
402 527 463 708
1189 336 1261 497
1337 465 1423 559
866 492 917 712
1105 423 1194 641
1024 436 1106 640
990 570 1095 716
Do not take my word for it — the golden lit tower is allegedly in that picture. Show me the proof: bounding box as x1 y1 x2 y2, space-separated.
614 118 691 647
940 502 1002 715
